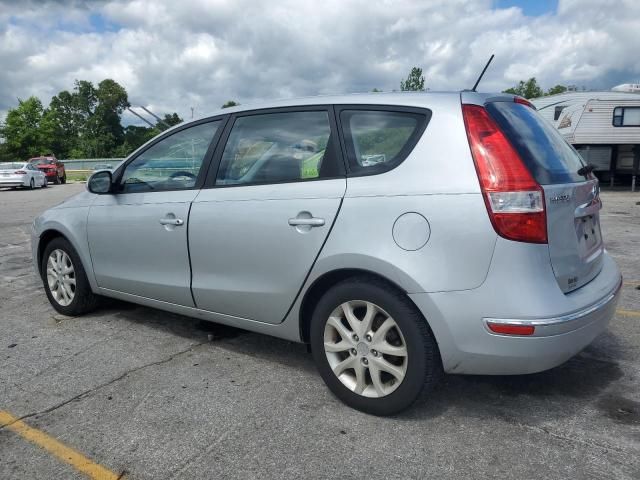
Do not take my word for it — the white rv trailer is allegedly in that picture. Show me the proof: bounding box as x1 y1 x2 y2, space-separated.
532 91 640 189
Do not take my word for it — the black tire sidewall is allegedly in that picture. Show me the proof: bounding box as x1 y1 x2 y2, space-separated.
41 237 94 316
310 279 438 416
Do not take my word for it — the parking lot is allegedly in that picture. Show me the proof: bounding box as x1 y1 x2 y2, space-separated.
0 183 639 479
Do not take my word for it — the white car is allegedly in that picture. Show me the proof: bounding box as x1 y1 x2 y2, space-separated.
0 162 48 189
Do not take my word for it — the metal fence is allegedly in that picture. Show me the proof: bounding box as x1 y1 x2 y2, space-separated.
61 158 125 171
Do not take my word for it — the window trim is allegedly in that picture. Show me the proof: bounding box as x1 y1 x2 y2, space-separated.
112 115 229 194
202 105 346 189
334 104 431 177
612 106 640 128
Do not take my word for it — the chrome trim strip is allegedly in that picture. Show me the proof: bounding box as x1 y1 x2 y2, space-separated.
483 276 622 337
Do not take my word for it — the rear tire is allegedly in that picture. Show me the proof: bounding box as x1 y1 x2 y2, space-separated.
29 178 35 190
41 237 99 316
310 276 442 416
54 175 60 185
42 179 48 188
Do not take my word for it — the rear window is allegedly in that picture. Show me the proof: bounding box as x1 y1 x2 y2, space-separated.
486 102 585 184
30 158 55 165
0 163 24 169
340 109 428 174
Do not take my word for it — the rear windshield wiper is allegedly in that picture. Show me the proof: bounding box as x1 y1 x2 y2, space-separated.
577 163 595 177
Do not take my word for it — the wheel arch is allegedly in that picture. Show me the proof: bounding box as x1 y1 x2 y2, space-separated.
37 229 68 276
299 268 411 343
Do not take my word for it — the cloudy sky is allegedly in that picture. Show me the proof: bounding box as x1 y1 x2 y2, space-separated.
1 0 639 124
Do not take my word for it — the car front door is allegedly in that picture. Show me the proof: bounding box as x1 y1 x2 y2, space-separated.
189 107 346 324
87 119 225 306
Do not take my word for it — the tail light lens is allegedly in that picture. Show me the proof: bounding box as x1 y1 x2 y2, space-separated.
462 104 547 244
15 170 27 174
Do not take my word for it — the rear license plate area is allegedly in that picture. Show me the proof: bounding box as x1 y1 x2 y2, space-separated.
576 215 600 253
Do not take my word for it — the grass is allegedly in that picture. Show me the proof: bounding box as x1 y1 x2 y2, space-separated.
65 171 90 182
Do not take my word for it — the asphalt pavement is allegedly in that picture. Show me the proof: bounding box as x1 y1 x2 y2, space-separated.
1 183 639 479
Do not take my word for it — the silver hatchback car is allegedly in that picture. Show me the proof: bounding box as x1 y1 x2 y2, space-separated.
32 92 622 415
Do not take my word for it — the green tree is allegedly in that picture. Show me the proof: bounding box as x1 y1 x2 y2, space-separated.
161 112 183 127
502 77 544 99
546 84 568 96
113 125 159 157
45 79 129 158
82 79 129 157
400 67 426 91
222 100 240 108
0 96 49 160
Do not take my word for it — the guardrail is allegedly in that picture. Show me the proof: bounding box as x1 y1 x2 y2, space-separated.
60 159 125 171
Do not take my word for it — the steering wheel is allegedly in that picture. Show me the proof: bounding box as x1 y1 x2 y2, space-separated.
168 171 197 180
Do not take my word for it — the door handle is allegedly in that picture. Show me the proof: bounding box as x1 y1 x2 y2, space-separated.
159 218 184 226
288 217 325 227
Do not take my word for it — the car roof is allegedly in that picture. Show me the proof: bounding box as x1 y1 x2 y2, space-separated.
205 91 460 115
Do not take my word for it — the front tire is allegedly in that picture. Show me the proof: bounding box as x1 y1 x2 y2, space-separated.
61 174 67 184
41 237 99 316
310 276 442 416
29 178 35 189
54 175 60 185
42 178 48 188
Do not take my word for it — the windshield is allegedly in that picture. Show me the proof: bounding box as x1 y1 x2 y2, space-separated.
486 102 586 184
0 163 24 170
30 158 55 165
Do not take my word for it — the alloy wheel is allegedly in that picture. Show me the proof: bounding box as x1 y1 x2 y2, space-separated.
46 249 76 306
323 300 408 398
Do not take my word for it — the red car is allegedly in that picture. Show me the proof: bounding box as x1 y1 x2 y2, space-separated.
29 155 66 184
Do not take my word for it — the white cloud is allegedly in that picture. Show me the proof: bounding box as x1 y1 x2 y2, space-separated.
0 0 639 124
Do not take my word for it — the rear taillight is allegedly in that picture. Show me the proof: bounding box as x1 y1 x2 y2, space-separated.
462 104 547 244
15 170 26 174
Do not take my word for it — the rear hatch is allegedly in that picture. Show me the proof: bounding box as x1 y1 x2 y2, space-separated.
486 100 603 293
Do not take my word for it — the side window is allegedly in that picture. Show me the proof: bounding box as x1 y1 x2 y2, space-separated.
340 109 427 174
613 107 623 126
120 121 221 193
613 107 640 127
215 111 341 186
554 106 567 121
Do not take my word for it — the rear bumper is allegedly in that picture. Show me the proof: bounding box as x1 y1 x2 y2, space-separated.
0 179 27 187
410 248 622 375
482 278 621 338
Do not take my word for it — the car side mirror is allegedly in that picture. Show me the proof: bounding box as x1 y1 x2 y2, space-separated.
87 170 113 194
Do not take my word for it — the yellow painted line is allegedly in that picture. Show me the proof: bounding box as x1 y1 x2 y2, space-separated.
0 410 118 480
617 309 640 318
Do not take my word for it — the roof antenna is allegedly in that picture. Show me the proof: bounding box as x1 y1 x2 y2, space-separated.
471 54 495 92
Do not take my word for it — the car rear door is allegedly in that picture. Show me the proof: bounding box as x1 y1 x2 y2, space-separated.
189 107 346 324
486 100 604 293
87 119 225 306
